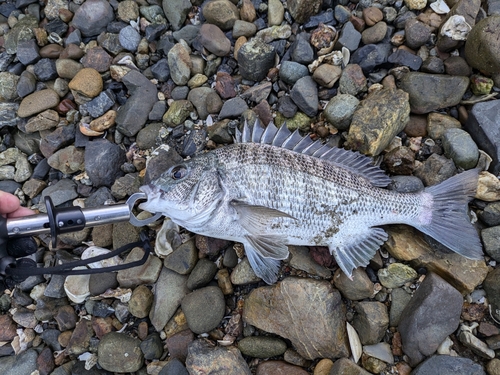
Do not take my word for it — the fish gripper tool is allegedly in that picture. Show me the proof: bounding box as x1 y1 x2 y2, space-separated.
1 192 162 249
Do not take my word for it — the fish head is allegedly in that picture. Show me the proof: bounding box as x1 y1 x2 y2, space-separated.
139 153 223 226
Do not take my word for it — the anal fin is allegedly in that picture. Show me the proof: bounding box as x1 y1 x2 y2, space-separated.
329 227 388 278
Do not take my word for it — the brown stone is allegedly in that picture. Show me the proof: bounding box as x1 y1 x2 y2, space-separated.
240 0 256 22
37 347 55 375
89 110 117 132
166 329 195 362
67 319 94 356
81 46 113 72
363 7 384 26
17 89 60 118
287 0 322 24
199 24 231 57
59 43 85 60
253 100 273 125
404 114 427 137
215 72 237 99
243 278 349 360
0 315 17 341
426 112 461 140
54 305 77 332
234 36 247 60
345 88 410 156
202 0 240 30
312 64 342 89
39 43 63 58
385 225 488 294
25 109 59 133
256 361 309 375
92 317 114 339
68 67 103 98
350 15 366 32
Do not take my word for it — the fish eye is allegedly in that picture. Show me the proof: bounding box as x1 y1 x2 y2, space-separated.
171 165 187 180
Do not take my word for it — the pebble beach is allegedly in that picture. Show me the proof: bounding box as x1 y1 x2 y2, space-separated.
1 0 500 374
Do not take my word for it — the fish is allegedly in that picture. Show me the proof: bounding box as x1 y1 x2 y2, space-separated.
139 121 483 284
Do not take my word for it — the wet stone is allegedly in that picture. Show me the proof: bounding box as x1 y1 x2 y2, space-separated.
98 332 143 373
442 128 479 170
243 278 349 360
187 258 218 290
181 286 225 334
351 43 392 74
464 100 500 175
290 76 318 117
238 38 276 82
333 268 374 300
399 273 462 366
398 72 469 114
85 139 125 187
346 88 410 156
352 301 389 345
388 49 423 71
238 336 287 358
337 21 362 52
186 339 251 374
150 267 189 332
412 355 486 375
389 287 412 327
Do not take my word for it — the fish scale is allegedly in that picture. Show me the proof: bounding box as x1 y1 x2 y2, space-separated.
140 121 483 284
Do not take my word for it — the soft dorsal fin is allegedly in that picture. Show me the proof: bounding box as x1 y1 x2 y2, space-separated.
235 120 392 187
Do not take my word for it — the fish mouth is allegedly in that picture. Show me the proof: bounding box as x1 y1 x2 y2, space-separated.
138 184 164 213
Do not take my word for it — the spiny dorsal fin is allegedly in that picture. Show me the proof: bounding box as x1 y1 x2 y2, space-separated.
235 120 392 187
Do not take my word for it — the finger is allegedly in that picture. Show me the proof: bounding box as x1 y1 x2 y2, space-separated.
8 207 35 218
0 191 21 214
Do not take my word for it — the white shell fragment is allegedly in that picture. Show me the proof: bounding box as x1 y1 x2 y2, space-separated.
63 267 91 303
81 246 123 269
441 15 472 41
342 46 350 67
363 342 394 364
154 218 181 257
430 0 450 14
346 322 362 363
308 50 345 73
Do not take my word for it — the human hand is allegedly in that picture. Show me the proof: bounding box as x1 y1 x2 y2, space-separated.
0 191 34 218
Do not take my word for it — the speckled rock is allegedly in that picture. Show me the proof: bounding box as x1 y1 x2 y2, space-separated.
287 0 322 24
98 332 143 373
465 15 500 74
186 339 251 374
345 88 410 156
238 336 287 358
202 0 240 30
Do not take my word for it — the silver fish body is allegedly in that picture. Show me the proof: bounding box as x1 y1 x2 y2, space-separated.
140 122 483 284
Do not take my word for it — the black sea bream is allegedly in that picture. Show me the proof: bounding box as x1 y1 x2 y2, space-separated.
140 122 483 284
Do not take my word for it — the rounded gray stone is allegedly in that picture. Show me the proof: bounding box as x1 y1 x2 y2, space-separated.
187 258 218 290
442 128 479 170
98 332 143 373
324 94 359 130
181 286 225 334
238 336 287 358
279 61 309 85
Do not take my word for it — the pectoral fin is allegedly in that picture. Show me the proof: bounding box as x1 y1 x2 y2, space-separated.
329 227 388 279
230 200 296 234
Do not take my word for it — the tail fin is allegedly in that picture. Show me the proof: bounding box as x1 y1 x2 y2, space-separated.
415 169 483 260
